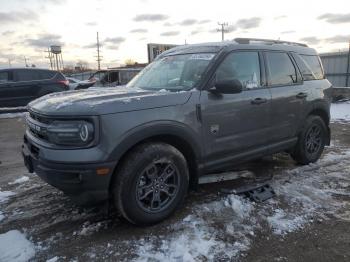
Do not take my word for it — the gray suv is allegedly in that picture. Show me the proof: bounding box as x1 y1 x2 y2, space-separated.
22 38 332 225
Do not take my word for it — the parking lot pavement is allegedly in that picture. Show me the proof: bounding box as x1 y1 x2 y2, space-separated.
0 116 349 261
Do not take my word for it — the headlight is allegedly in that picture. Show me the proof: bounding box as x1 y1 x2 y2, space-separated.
47 120 94 146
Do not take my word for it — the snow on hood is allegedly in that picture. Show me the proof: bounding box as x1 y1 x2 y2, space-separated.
28 86 192 116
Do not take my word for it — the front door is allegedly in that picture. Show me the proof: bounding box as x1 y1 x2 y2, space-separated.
0 70 16 107
200 51 272 170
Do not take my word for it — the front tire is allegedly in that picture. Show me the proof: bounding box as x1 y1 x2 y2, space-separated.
112 142 189 225
291 115 327 165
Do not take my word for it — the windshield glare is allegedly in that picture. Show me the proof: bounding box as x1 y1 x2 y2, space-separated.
127 53 215 91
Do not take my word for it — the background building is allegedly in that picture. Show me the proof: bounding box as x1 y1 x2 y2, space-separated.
147 43 178 63
320 51 350 87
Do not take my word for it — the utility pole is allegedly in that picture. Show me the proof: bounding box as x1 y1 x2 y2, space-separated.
8 58 12 67
217 22 228 41
96 32 102 70
24 56 29 67
346 40 350 87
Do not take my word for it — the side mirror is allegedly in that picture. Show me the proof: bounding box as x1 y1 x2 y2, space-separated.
213 79 243 94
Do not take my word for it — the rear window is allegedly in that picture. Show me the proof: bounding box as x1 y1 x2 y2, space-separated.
293 54 324 80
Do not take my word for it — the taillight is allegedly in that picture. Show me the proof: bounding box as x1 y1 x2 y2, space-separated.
57 80 69 88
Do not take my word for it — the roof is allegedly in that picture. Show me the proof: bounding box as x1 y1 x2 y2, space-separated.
0 67 57 72
157 38 317 59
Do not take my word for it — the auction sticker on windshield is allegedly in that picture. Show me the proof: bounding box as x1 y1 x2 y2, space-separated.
189 54 215 60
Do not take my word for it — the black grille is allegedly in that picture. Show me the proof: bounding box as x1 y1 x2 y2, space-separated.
29 112 52 125
27 112 52 142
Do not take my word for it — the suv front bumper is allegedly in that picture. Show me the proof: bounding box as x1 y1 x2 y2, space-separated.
22 135 116 205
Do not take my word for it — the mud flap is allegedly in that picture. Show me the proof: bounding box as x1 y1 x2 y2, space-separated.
221 183 276 202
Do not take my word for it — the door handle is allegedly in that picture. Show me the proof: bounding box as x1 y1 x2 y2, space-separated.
296 92 308 99
251 97 267 105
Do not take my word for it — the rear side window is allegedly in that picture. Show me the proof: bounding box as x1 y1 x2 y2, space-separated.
38 70 56 80
296 55 324 80
0 71 9 83
216 51 261 89
16 70 41 81
265 52 297 86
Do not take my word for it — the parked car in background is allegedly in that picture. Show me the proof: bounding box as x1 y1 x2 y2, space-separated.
66 77 95 90
0 68 69 107
88 68 142 87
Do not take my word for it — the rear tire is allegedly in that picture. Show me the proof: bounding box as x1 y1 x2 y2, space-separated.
112 142 189 226
291 115 327 165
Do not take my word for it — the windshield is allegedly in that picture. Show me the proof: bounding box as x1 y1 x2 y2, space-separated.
127 53 215 91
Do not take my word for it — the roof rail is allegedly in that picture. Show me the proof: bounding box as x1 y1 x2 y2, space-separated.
233 38 308 47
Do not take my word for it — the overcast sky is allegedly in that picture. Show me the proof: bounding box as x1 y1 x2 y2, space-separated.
0 0 350 69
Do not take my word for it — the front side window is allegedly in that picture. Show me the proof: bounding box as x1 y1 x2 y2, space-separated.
266 52 297 86
127 53 215 91
215 51 261 89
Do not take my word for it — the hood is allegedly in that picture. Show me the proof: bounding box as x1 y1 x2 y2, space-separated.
29 87 192 116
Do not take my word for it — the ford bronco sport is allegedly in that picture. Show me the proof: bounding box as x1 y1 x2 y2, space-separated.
22 38 332 225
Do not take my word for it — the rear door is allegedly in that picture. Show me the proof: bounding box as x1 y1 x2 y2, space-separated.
265 51 307 142
36 70 60 95
13 69 42 105
200 50 272 170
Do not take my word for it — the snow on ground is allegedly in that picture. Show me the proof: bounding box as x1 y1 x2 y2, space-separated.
331 101 350 121
136 195 255 261
0 112 27 119
0 189 16 226
133 148 350 261
0 189 16 203
0 230 36 262
46 256 59 262
0 106 27 112
9 176 30 185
